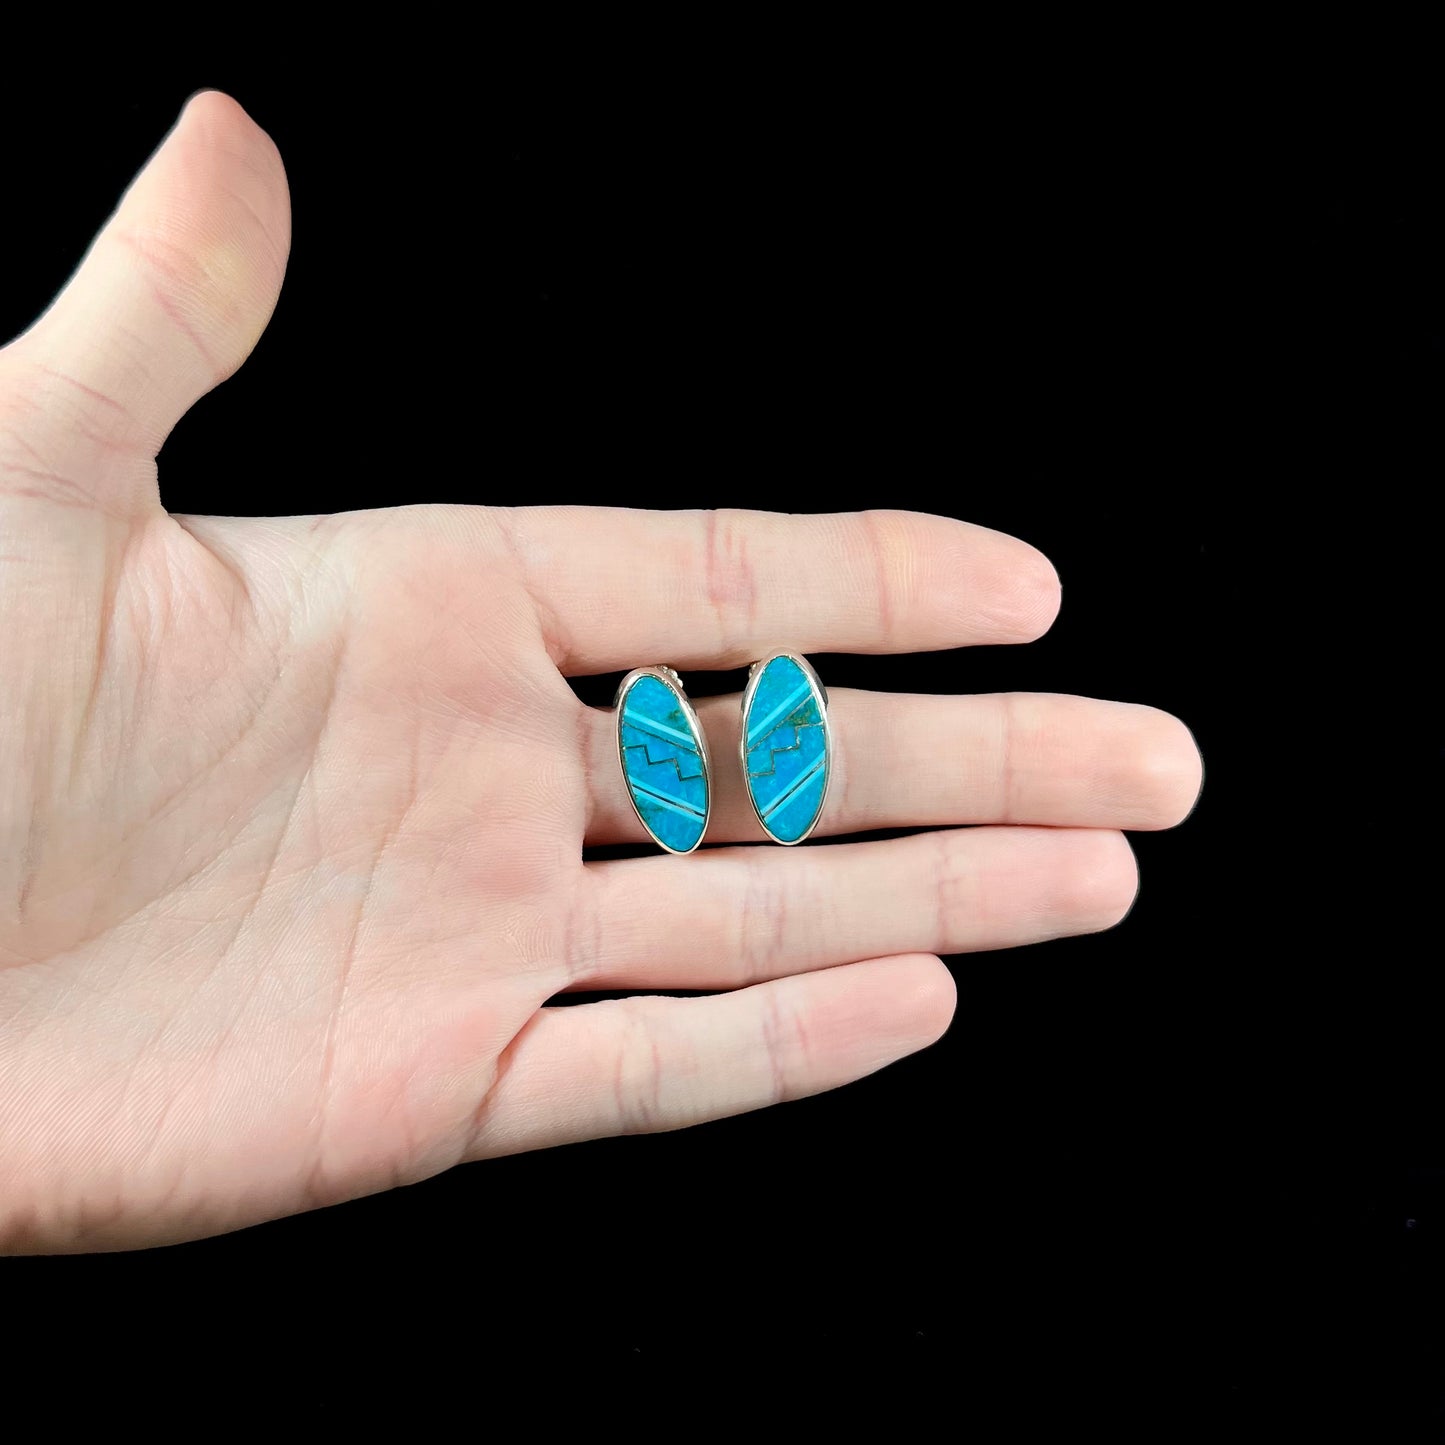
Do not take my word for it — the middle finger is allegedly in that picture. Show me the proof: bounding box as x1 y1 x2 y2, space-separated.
585 689 1200 844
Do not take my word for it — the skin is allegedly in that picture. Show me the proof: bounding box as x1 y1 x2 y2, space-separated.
0 95 1202 1252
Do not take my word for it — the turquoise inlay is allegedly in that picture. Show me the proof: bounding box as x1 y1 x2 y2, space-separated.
746 678 814 749
620 673 708 852
625 765 705 815
621 723 706 779
746 717 825 798
761 754 826 818
764 761 828 840
744 655 828 843
620 712 697 751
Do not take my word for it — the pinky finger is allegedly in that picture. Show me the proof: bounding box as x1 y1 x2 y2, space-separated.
466 955 956 1158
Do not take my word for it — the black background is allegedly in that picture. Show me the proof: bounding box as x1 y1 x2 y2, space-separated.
0 66 1436 1419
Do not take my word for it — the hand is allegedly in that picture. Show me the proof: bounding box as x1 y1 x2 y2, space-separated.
0 95 1201 1251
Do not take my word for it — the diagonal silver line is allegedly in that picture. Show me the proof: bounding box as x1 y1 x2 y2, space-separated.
623 712 697 749
630 780 706 820
761 754 826 821
746 678 814 749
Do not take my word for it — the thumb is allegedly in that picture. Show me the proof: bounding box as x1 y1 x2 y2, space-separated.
10 91 290 513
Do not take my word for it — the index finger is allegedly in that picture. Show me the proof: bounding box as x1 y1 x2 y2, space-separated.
503 507 1061 673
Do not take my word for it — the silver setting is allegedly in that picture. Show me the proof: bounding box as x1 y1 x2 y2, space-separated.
614 665 712 855
739 649 832 846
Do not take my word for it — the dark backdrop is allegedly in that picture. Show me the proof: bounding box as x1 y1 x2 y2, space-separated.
0 71 1433 1419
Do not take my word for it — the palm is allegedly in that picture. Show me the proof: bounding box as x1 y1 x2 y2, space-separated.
1 490 586 1239
0 97 1200 1251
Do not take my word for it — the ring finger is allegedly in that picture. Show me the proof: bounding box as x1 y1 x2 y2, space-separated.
581 825 1139 991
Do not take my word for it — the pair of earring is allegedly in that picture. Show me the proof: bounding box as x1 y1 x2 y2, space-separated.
615 650 831 854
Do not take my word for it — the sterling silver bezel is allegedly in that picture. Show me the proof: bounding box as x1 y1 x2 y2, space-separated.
739 649 832 846
614 665 712 855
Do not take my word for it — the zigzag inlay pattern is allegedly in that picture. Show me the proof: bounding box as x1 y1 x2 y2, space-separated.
747 722 822 779
625 738 706 783
619 673 709 852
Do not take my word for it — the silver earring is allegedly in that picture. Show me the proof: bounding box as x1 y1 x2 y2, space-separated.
615 666 711 854
740 650 831 845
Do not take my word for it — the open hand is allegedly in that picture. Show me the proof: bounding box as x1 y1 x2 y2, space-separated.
0 95 1201 1250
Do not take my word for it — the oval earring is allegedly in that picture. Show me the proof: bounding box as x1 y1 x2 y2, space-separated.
740 650 832 845
615 666 712 854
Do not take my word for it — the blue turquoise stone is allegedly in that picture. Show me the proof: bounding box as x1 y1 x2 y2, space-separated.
744 654 828 843
619 673 709 852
